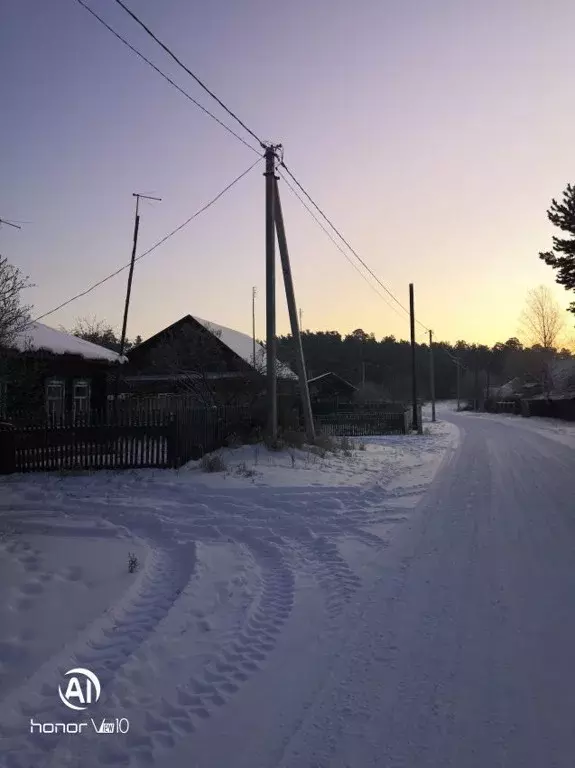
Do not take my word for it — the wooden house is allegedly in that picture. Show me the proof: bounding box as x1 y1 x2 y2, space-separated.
0 322 124 424
120 315 298 411
307 372 358 412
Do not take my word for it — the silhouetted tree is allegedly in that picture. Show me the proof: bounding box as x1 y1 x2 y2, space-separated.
519 285 564 350
0 256 32 347
69 317 140 353
539 184 575 316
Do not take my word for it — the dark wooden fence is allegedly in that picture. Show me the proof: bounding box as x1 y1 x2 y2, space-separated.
0 405 259 474
316 410 412 437
522 397 575 421
311 399 408 416
491 398 575 421
171 405 257 465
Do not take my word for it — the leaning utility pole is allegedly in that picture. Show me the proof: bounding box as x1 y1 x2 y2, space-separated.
273 176 315 440
114 193 161 410
409 283 418 431
429 329 436 422
264 145 278 441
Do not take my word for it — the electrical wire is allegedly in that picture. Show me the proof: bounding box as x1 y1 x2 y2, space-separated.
73 0 261 156
278 171 407 324
72 2 460 363
34 157 262 322
280 167 468 368
280 162 430 328
112 0 265 150
78 0 436 340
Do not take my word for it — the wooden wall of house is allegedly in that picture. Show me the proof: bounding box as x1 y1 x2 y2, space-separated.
1 352 115 420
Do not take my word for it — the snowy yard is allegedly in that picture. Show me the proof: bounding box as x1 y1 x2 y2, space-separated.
0 419 459 768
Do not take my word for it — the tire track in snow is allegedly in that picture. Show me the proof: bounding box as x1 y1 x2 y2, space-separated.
72 537 296 767
0 523 196 768
0 467 429 767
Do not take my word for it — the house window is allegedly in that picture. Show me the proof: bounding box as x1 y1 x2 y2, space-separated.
73 379 91 418
46 378 66 421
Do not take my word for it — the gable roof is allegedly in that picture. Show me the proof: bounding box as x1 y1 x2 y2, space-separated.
308 371 358 390
132 315 297 380
10 322 125 363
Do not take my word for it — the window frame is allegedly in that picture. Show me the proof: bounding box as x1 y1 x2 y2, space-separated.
72 378 91 419
46 378 66 422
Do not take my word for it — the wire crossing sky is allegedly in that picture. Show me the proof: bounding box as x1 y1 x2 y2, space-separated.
1 0 574 345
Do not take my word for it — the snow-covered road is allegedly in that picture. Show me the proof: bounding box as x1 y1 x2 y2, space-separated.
1 411 574 767
277 411 575 768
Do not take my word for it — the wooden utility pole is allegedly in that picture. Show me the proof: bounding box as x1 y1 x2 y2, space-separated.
273 177 315 440
456 359 461 411
429 329 436 422
474 351 479 411
409 283 418 431
119 193 161 358
264 145 278 441
114 193 161 409
252 286 257 367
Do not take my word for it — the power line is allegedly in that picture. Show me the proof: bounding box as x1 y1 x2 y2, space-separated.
34 157 262 322
75 1 447 347
81 0 433 337
278 171 408 324
280 162 424 323
111 0 265 150
73 0 261 156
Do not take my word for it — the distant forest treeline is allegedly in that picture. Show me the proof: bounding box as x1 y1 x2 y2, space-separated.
277 329 574 401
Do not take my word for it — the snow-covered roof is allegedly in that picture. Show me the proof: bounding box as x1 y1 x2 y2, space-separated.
193 316 297 380
11 322 125 363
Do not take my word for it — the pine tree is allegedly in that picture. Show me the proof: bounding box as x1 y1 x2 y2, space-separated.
539 183 575 315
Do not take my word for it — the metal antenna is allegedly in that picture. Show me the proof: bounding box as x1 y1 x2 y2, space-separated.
0 218 22 230
132 193 162 216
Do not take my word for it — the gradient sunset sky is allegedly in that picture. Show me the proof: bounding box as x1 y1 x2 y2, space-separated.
2 0 575 347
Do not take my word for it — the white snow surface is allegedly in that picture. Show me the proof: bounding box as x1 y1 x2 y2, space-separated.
5 408 575 767
11 322 124 363
0 419 458 767
193 316 297 379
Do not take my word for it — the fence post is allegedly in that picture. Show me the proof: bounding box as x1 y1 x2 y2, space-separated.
166 414 178 468
417 404 423 434
0 427 16 474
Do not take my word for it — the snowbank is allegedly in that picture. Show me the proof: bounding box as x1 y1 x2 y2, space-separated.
180 420 460 490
